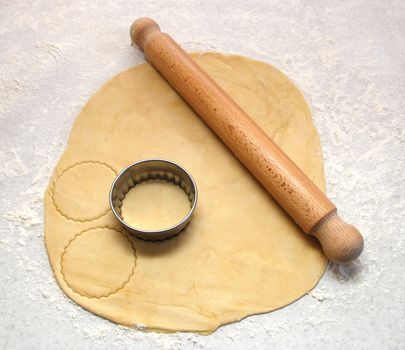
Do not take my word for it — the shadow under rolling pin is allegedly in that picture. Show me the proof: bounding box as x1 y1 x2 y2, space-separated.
130 17 364 264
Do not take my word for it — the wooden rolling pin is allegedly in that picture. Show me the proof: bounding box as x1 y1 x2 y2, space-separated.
130 17 364 263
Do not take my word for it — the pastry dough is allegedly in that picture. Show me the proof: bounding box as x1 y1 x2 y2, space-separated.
121 180 192 230
44 53 327 333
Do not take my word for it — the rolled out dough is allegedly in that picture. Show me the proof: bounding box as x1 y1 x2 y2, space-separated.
44 52 327 333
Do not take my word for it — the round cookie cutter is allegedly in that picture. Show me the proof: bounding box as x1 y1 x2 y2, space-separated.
109 159 198 241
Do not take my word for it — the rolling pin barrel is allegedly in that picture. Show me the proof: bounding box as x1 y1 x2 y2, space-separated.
130 18 363 263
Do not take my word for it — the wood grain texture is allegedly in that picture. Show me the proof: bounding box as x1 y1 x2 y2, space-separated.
130 18 363 263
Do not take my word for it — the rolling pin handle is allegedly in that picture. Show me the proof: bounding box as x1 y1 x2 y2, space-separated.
131 17 161 51
310 210 364 264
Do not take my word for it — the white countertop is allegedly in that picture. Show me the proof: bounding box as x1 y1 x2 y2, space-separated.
0 0 404 349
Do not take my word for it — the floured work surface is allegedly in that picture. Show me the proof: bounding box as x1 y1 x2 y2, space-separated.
44 52 328 333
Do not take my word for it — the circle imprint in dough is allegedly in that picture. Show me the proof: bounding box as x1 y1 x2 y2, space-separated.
61 227 136 298
52 161 117 221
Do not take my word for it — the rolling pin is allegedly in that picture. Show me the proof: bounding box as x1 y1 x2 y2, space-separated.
130 17 364 263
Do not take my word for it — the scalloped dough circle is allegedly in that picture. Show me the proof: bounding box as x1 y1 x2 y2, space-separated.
44 52 328 334
52 162 116 221
61 227 136 298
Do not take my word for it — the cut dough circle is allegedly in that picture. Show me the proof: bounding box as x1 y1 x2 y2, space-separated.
121 180 192 231
61 227 136 298
44 52 327 333
52 161 117 221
